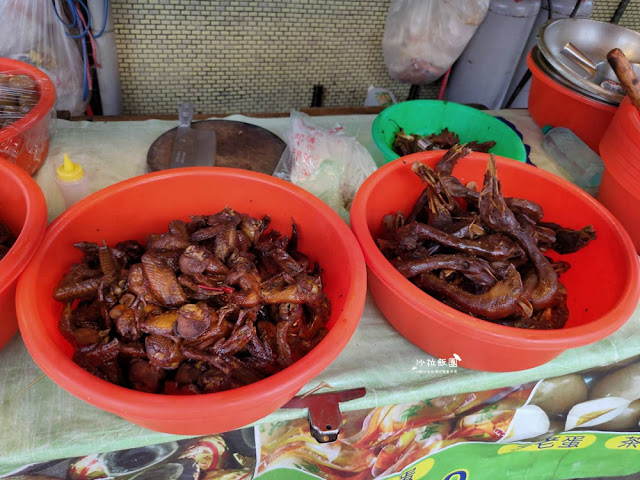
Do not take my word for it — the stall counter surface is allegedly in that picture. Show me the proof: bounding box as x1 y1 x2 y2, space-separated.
1 109 639 476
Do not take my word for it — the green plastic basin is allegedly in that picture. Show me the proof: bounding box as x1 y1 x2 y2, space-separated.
372 100 527 165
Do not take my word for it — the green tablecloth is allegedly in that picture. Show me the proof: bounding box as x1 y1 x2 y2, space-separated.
1 110 638 475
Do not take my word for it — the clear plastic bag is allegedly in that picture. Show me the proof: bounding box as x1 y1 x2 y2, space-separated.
274 111 378 223
0 0 87 115
383 0 490 84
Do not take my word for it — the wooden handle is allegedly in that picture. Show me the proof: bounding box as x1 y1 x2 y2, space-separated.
607 48 640 112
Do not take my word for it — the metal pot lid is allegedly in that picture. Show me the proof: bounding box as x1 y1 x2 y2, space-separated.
537 18 640 104
531 45 618 106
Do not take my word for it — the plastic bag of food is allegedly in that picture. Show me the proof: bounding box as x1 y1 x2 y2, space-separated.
383 0 490 84
0 0 87 115
274 111 377 222
0 61 56 175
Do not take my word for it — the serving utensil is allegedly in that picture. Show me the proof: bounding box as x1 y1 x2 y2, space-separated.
561 42 628 95
608 47 640 114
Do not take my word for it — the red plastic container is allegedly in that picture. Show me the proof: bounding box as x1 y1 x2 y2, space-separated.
597 168 640 254
0 58 56 175
350 151 640 372
527 50 617 153
0 156 47 350
598 96 640 252
16 167 367 434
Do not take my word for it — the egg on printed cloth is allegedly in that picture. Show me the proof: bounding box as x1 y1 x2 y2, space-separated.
565 397 632 431
590 399 640 431
497 405 551 443
589 363 640 401
529 374 588 417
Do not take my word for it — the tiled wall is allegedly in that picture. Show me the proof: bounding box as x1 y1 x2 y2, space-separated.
592 0 640 28
112 0 639 115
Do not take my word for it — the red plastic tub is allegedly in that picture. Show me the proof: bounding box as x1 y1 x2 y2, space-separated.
0 156 47 350
597 167 640 254
598 96 640 252
0 58 56 175
16 167 367 434
527 50 617 153
350 151 640 372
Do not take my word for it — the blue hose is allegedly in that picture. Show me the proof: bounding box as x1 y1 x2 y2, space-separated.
52 0 110 103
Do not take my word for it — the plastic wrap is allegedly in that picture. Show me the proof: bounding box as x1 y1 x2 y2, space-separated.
274 111 377 223
254 357 640 479
0 60 56 175
13 356 640 479
0 0 87 115
382 0 490 84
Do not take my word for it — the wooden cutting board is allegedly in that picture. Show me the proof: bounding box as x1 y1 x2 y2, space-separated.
146 120 286 175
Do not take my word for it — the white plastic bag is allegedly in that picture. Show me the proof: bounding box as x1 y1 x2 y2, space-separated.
274 111 377 223
383 0 490 84
0 0 87 115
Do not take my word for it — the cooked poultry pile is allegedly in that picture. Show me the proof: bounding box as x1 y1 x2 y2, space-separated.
0 222 16 260
392 127 496 157
377 145 596 329
53 207 331 394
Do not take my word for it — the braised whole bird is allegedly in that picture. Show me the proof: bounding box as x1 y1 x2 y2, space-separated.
54 207 331 394
393 128 497 157
377 148 596 329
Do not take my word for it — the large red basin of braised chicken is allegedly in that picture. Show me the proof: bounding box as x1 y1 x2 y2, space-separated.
0 157 47 350
16 167 367 435
350 151 640 372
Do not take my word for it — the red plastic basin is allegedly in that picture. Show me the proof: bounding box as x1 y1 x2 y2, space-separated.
597 166 640 254
0 58 56 175
598 96 640 253
0 156 47 349
527 50 617 154
350 151 640 372
16 167 367 434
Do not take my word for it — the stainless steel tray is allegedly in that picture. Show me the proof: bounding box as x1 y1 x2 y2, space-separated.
538 18 640 105
531 45 618 107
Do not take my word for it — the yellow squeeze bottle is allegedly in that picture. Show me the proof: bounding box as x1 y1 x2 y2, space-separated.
55 153 90 209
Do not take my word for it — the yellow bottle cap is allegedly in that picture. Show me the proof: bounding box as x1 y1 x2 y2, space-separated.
56 153 84 182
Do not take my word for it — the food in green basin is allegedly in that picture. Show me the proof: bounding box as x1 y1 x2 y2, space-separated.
371 99 527 164
391 127 497 157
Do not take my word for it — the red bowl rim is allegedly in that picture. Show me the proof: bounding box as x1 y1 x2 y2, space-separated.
0 58 57 143
0 156 47 293
599 96 640 184
350 151 640 350
526 50 617 113
16 166 367 422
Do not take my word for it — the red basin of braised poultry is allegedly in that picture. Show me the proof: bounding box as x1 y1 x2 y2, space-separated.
350 150 640 372
0 156 47 350
16 167 367 435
